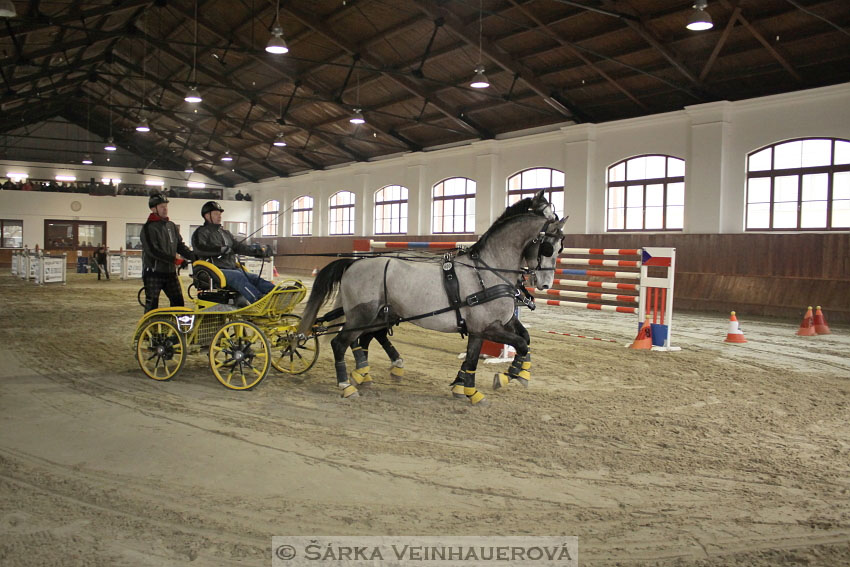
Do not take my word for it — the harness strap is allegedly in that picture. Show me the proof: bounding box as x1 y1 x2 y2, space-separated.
441 255 467 337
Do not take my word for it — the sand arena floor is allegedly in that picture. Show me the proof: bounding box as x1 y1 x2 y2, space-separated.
0 272 849 566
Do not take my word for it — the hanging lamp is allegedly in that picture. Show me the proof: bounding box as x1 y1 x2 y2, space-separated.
686 0 713 31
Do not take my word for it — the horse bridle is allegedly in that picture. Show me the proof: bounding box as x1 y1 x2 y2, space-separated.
523 217 564 287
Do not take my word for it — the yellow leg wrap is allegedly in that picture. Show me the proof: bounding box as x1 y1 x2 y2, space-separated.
517 369 531 381
341 384 359 398
493 372 510 390
390 366 405 379
521 361 531 370
451 384 466 398
351 366 372 385
468 390 487 405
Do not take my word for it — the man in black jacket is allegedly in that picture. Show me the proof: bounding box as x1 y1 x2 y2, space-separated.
141 193 195 312
92 245 109 280
191 201 275 307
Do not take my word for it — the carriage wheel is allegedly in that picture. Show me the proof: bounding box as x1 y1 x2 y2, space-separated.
136 317 186 381
137 286 146 307
269 325 319 375
209 321 271 390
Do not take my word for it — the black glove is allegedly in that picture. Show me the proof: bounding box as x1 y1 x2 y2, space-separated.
251 243 272 258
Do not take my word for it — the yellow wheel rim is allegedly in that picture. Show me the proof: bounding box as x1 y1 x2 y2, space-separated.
136 318 186 381
269 328 319 375
209 321 270 390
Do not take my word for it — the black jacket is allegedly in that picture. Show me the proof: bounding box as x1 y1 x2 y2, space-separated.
192 222 256 270
93 249 108 267
141 217 194 273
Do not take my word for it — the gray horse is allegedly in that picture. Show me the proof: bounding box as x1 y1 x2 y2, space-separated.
298 190 566 405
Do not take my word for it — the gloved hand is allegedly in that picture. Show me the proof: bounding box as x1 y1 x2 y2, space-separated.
251 243 271 258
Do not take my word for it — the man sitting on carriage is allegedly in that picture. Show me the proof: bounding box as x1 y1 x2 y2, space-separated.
191 201 275 308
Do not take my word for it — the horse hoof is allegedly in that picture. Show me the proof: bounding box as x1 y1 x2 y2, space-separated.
350 367 372 386
472 397 490 407
513 376 530 388
493 372 509 390
451 384 466 399
341 384 359 399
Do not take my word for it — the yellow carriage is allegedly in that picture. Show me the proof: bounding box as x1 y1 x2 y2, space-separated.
132 261 319 390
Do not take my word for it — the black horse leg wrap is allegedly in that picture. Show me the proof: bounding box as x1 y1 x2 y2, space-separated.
507 349 531 377
352 346 369 369
335 361 349 384
451 369 474 387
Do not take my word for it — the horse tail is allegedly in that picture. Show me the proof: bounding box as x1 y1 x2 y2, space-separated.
298 258 359 335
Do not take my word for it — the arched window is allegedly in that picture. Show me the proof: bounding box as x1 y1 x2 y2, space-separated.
291 196 313 236
329 191 355 235
261 199 279 236
375 185 408 235
606 155 685 231
746 138 850 231
507 168 564 218
433 177 475 234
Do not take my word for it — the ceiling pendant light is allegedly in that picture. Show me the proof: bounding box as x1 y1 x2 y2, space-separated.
221 150 233 162
104 86 117 152
185 0 203 102
184 162 194 173
266 25 289 54
136 116 150 132
470 65 490 89
470 0 489 89
273 132 287 147
349 108 365 125
184 85 202 103
266 1 289 54
82 154 93 165
686 0 713 31
0 1 16 18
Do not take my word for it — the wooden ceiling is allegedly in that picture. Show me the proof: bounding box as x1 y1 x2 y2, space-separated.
1 0 848 187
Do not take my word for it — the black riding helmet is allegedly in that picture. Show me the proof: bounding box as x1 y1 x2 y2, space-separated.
201 200 224 218
148 192 169 208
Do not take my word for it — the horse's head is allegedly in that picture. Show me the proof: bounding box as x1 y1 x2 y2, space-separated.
523 214 567 290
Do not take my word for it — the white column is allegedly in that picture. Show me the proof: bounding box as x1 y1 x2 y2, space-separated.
310 181 325 236
353 172 371 236
562 123 596 234
405 162 428 235
475 149 498 234
685 101 732 233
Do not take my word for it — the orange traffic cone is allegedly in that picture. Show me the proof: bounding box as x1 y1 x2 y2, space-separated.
724 311 747 343
796 306 816 336
273 266 280 278
813 306 831 335
629 316 653 350
311 267 318 276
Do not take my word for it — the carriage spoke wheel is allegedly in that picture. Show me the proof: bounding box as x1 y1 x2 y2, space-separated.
209 321 270 390
136 317 186 381
270 328 319 375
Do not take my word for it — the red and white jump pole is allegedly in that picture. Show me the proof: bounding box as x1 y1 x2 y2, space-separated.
534 247 678 350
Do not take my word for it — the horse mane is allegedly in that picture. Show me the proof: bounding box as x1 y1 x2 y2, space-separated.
463 196 541 257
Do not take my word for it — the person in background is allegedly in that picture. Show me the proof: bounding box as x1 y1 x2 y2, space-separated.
191 201 274 307
141 193 195 312
93 245 109 280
